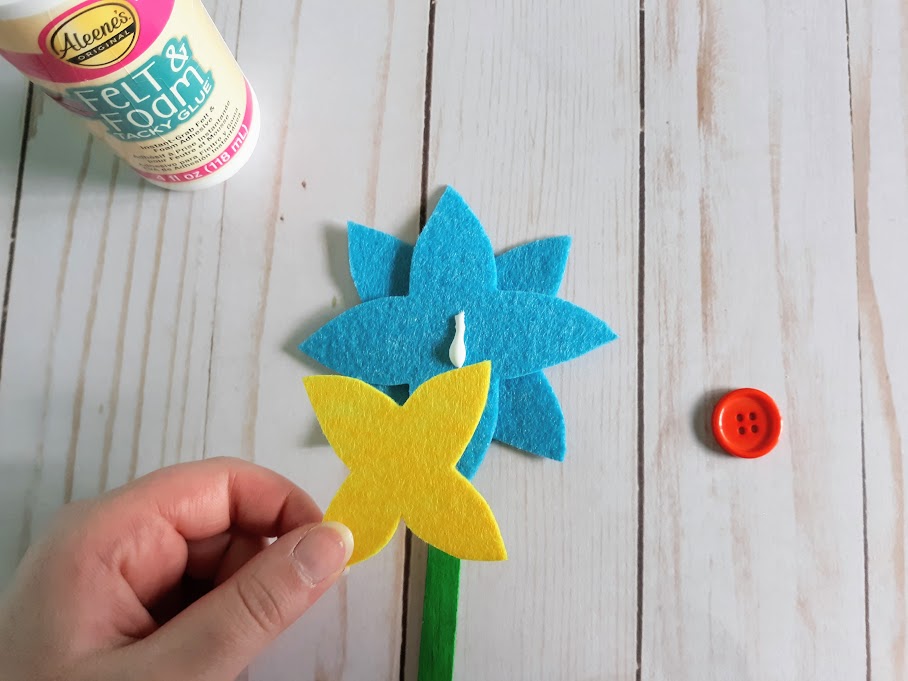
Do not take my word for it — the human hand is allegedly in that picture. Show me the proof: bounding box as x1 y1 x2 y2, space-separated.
0 457 353 681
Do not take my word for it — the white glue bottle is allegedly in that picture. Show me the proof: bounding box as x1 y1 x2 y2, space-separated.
0 0 260 190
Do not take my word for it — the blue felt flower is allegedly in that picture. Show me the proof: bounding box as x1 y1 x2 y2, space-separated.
301 187 616 479
347 223 574 462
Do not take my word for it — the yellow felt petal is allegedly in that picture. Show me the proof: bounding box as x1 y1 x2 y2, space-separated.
304 375 400 469
323 472 401 565
312 362 502 564
402 361 491 467
403 472 507 561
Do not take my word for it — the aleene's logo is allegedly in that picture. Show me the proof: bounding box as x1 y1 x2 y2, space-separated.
46 1 140 68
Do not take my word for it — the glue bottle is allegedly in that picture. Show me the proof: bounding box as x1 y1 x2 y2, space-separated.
0 0 259 190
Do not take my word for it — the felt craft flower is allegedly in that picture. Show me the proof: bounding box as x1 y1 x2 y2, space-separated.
301 187 616 480
305 362 507 565
347 222 575 464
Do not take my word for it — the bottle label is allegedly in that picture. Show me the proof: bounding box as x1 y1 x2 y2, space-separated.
64 37 213 140
0 0 256 185
1 0 176 84
46 0 141 69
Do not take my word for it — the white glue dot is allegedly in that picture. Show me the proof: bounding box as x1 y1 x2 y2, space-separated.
449 311 466 368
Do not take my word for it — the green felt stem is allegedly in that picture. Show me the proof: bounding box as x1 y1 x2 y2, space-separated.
417 547 461 681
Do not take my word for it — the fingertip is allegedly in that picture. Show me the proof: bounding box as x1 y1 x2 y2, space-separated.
291 522 354 587
320 521 355 563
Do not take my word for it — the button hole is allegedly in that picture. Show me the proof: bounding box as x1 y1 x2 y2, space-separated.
749 412 757 420
736 413 744 422
751 425 759 433
738 427 746 435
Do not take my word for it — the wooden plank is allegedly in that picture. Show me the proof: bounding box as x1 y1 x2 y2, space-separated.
848 1 908 678
0 71 29 564
0 0 256 583
0 95 225 584
205 1 428 679
642 1 865 679
424 1 640 677
0 0 428 678
0 72 29 331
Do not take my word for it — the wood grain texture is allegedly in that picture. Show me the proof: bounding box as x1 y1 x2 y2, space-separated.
1 0 904 677
0 110 225 581
0 0 253 583
205 1 429 679
643 1 865 679
848 0 908 678
0 0 427 678
0 72 29 340
424 1 640 678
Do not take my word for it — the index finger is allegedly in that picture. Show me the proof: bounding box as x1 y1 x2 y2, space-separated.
107 457 323 540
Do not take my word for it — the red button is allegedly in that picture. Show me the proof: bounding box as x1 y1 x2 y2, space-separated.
711 388 782 458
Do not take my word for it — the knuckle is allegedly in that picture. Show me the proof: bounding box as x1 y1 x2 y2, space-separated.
232 572 292 635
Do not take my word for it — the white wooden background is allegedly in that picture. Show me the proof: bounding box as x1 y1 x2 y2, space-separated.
0 0 905 679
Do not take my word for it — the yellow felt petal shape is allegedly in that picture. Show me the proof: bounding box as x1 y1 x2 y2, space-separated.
304 375 400 469
305 361 506 564
323 472 400 565
402 362 492 466
403 472 507 561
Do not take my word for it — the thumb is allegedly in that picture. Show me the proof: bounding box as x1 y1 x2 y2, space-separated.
144 521 353 681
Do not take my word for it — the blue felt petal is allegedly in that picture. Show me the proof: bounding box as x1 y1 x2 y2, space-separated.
306 274 615 387
481 291 617 379
348 223 413 302
496 237 571 296
385 384 410 406
456 376 500 480
375 384 410 406
409 187 497 297
353 232 572 300
300 297 426 385
352 232 576 459
495 373 566 461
